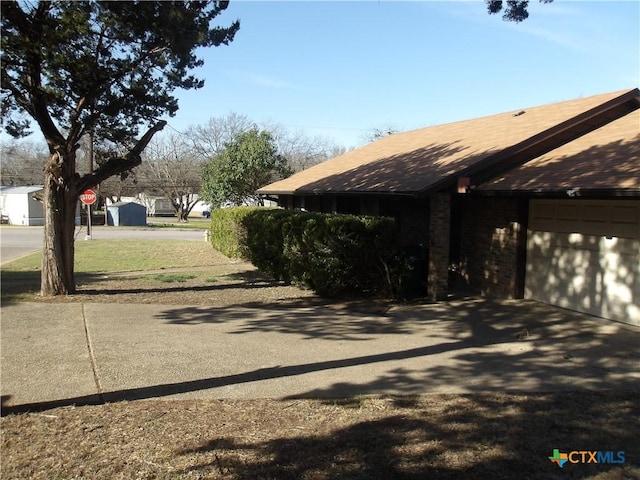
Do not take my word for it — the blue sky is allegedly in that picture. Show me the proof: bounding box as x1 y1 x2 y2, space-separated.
167 1 640 148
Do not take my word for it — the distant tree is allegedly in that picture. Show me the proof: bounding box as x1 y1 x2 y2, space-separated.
0 140 48 185
1 1 239 295
268 125 339 172
362 125 400 144
185 112 255 161
187 113 341 172
486 0 554 22
329 145 350 158
201 128 291 207
141 134 203 222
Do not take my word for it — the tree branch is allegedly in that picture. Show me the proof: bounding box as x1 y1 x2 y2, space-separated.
77 120 166 192
3 1 65 146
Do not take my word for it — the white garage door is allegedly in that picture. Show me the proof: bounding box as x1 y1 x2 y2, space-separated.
526 199 640 326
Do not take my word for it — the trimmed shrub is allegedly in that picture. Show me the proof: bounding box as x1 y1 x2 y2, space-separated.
210 207 402 298
242 208 292 282
280 212 400 297
208 206 258 258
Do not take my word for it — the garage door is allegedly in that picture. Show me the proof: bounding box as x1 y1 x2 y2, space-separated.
526 199 639 326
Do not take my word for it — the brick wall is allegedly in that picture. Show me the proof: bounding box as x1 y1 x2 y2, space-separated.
456 197 526 298
428 193 451 301
277 193 526 300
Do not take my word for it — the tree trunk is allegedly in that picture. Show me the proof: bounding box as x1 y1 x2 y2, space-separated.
38 121 166 296
41 149 78 296
173 200 188 222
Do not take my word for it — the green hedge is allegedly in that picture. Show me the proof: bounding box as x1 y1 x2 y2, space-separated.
208 206 256 259
210 207 402 297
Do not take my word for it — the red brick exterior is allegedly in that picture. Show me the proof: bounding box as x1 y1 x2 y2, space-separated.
455 196 527 298
277 193 527 300
428 193 450 301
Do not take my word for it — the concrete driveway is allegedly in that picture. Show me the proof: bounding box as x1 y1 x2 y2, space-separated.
1 298 638 413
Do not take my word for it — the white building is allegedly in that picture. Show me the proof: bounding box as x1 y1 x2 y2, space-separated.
0 185 45 226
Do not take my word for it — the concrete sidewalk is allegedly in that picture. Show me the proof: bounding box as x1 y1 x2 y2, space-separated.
2 298 639 413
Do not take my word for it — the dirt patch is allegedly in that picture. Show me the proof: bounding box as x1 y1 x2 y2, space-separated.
2 392 638 480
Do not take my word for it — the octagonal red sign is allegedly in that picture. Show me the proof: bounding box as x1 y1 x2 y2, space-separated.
80 189 97 205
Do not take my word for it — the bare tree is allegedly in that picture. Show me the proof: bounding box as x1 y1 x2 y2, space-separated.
0 140 47 185
186 113 345 174
185 112 254 161
362 124 400 144
269 126 339 172
329 145 350 158
141 134 203 222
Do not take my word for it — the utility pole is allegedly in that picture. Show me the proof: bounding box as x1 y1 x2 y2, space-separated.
85 130 94 240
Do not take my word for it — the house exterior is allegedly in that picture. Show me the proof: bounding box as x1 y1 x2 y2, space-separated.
131 195 174 217
0 185 45 226
258 88 640 326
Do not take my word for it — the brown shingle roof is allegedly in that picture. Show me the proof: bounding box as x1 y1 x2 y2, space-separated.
258 88 640 196
479 108 640 192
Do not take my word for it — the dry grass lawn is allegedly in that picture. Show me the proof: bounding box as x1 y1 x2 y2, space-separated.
1 241 317 306
2 393 638 480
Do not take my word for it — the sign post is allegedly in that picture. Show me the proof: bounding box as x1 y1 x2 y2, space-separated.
80 189 97 240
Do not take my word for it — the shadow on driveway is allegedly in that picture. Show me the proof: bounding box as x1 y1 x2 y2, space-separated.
2 298 638 414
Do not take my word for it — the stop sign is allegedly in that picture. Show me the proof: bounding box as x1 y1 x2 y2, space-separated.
80 189 97 205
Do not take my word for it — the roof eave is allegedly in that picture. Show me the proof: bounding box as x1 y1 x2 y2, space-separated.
469 188 640 198
259 190 418 198
417 88 640 197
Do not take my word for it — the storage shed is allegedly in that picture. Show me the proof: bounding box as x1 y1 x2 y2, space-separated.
107 202 147 226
